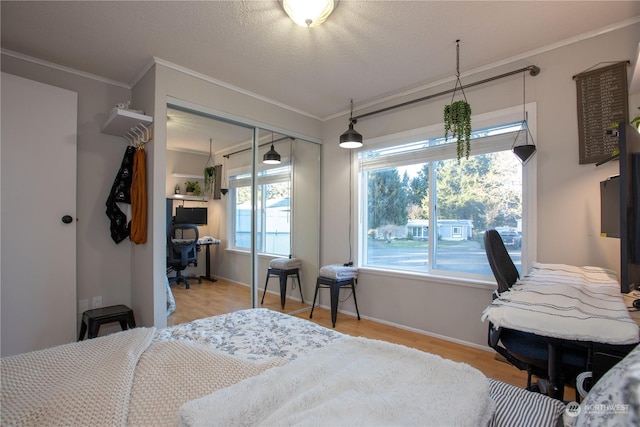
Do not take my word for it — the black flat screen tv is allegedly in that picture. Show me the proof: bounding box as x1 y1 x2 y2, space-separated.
174 206 208 225
600 175 620 238
619 124 640 292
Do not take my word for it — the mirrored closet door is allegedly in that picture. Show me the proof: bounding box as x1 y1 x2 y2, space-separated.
165 102 320 324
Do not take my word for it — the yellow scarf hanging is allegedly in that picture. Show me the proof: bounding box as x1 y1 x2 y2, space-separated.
130 147 147 244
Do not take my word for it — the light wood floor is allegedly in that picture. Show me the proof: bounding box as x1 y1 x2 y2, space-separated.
167 278 534 389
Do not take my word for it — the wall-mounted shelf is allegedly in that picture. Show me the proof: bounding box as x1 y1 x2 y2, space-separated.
172 173 203 180
102 108 153 137
169 194 209 202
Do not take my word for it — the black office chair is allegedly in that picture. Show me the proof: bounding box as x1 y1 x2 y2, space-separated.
167 223 202 289
484 230 589 397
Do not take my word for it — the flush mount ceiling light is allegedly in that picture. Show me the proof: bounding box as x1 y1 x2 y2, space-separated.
282 0 336 27
339 99 363 149
263 132 282 164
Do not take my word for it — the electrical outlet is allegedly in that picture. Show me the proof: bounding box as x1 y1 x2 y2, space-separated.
78 299 89 314
92 296 102 309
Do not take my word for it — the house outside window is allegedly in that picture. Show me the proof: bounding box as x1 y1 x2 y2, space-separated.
358 106 535 280
229 164 292 256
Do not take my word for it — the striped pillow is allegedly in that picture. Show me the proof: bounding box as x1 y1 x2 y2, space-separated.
487 379 566 427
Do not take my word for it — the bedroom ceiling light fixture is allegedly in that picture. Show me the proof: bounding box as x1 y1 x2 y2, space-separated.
512 72 537 165
263 132 282 164
282 0 336 28
339 99 363 149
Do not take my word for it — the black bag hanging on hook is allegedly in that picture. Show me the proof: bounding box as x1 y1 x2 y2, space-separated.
106 146 135 243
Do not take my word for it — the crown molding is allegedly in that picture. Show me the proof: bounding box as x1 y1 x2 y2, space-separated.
1 48 129 89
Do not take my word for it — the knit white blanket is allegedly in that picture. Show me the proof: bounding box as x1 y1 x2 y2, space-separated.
178 336 495 427
128 341 285 426
482 263 639 344
1 327 155 426
1 327 286 427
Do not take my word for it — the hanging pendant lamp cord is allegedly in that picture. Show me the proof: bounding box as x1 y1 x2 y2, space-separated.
451 40 468 103
349 99 356 125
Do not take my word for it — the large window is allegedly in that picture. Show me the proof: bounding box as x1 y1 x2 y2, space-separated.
359 109 534 280
230 164 292 256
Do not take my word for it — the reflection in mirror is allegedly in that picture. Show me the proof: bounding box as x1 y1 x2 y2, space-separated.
165 104 320 325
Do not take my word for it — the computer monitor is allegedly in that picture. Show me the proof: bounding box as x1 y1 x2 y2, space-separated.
174 206 208 225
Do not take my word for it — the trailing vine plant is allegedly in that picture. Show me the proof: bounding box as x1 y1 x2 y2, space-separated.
204 166 216 197
444 100 472 160
203 138 216 198
444 40 472 162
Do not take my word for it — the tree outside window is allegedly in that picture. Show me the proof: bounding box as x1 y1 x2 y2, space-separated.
360 122 524 278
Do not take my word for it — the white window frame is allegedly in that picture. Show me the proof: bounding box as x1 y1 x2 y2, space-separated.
355 103 537 282
229 160 293 255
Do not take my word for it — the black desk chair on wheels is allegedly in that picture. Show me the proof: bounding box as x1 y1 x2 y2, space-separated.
484 229 589 398
167 223 202 289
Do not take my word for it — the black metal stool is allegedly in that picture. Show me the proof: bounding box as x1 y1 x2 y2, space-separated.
78 304 136 340
310 267 360 327
261 257 304 309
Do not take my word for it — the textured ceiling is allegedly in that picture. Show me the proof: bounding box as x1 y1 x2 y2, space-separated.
3 1 639 119
2 1 639 153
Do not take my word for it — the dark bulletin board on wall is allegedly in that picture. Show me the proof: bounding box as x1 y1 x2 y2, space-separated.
574 61 628 165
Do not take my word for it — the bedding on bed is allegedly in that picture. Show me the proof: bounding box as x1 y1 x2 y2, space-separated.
482 263 639 344
128 341 286 426
1 327 155 426
178 336 495 427
154 307 345 362
1 308 568 427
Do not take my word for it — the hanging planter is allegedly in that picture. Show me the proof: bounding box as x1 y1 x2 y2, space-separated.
444 100 472 160
204 166 216 196
444 40 472 162
203 138 217 198
511 73 537 165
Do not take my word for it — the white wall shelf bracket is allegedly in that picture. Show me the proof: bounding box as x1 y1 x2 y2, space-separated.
102 108 153 137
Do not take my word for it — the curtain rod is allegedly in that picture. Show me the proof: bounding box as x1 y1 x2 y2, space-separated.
223 136 295 158
353 65 540 121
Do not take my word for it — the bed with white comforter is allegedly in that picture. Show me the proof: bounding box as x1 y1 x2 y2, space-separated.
1 308 573 426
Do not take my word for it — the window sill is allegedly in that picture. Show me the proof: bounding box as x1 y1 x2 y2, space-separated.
224 248 289 260
357 266 496 291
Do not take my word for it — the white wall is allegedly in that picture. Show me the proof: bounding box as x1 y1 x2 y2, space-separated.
320 24 639 347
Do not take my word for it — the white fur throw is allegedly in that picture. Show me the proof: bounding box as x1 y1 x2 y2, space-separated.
178 336 495 427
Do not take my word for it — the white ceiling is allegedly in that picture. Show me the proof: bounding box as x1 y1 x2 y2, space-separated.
2 1 639 154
